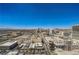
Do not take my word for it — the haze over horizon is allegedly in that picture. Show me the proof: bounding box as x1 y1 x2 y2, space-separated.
0 3 79 29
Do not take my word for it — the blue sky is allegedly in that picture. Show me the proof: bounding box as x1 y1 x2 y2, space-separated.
0 3 79 29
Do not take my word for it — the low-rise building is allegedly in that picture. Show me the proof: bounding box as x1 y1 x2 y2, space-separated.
0 41 18 50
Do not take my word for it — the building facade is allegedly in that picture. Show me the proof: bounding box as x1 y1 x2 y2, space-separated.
72 25 79 40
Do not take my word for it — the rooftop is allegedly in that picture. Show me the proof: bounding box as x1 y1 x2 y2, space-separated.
0 41 17 46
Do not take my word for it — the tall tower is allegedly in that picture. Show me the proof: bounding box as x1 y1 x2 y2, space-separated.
72 25 79 40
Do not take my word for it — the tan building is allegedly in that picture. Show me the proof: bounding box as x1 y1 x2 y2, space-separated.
72 25 79 40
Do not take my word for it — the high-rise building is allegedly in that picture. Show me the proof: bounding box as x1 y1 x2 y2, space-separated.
72 25 79 40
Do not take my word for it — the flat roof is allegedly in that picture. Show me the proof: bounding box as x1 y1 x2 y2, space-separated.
0 41 17 46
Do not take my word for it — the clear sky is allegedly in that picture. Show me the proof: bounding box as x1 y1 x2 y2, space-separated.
0 3 79 29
